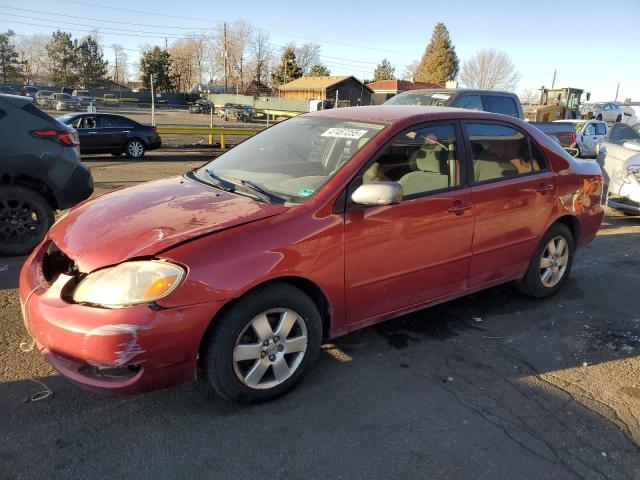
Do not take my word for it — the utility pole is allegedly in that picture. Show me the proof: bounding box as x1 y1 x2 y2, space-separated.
164 38 168 51
223 23 227 94
615 81 620 102
150 73 155 126
551 69 556 89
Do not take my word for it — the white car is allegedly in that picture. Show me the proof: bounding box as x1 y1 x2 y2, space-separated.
598 123 640 216
581 102 625 123
555 119 608 158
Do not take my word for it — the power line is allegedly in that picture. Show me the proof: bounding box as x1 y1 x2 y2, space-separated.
45 0 418 56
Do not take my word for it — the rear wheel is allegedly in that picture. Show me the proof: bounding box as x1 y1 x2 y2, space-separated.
125 139 145 159
0 186 55 256
518 223 574 298
204 283 322 404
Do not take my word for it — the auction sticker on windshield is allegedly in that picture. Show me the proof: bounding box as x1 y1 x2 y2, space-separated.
432 94 451 100
321 128 368 139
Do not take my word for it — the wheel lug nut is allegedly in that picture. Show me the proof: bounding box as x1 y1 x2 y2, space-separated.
273 336 279 343
263 340 269 346
269 354 276 362
278 344 284 352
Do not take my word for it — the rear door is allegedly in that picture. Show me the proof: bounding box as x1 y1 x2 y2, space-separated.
98 116 136 149
462 121 556 286
344 121 475 326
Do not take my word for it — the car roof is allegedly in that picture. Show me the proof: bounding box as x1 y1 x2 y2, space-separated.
0 93 33 107
305 105 510 124
396 88 518 96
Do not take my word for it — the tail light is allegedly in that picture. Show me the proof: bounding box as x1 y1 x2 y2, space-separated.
30 129 79 146
151 126 158 134
570 131 577 147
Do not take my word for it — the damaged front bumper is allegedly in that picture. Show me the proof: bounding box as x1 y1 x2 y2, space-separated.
19 242 223 395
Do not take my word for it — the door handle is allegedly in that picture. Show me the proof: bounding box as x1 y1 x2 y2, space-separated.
535 183 556 194
447 200 473 216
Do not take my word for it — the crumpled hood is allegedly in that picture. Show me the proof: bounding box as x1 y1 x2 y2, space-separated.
49 174 287 272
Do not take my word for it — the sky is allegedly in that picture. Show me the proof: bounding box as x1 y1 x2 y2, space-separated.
2 0 639 101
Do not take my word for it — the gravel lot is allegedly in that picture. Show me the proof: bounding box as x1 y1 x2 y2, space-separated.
1 150 639 479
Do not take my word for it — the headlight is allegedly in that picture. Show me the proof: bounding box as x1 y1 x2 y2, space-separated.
628 167 640 183
73 260 185 308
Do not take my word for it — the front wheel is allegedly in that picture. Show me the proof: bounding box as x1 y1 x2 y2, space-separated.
125 139 145 159
0 186 55 256
517 223 574 298
204 283 322 404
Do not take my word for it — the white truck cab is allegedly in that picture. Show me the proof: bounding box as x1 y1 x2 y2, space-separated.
554 119 608 158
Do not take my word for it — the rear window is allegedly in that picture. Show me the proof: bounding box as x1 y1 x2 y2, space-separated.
483 95 519 117
22 103 59 126
608 124 640 145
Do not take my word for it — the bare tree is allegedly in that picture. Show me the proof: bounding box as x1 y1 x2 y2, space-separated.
227 19 253 90
520 88 540 105
295 42 321 75
459 49 521 91
110 44 128 85
15 34 51 84
249 29 272 85
402 59 420 81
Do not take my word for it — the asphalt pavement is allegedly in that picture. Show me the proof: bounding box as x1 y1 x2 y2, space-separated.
1 154 639 480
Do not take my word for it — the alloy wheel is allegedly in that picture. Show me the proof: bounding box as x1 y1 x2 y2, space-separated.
127 141 144 158
0 199 44 247
539 236 569 288
233 308 308 390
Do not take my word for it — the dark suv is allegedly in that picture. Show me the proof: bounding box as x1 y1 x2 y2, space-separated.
0 94 93 256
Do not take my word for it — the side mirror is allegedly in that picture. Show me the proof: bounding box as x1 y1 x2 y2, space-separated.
351 182 403 206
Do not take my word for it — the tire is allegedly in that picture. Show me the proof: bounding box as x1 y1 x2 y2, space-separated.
125 139 145 159
596 114 602 121
204 283 323 404
0 186 55 256
616 115 622 123
517 223 574 298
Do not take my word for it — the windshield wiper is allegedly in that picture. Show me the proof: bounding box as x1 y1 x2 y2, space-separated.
239 179 284 204
205 169 236 192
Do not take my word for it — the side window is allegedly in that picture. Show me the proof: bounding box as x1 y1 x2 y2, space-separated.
452 95 484 111
595 123 607 136
584 123 596 135
99 117 133 128
363 124 460 197
530 141 547 172
483 95 519 117
466 123 537 182
82 116 97 128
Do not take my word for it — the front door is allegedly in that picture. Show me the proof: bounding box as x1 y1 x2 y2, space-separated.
73 115 102 152
462 121 557 286
344 122 474 327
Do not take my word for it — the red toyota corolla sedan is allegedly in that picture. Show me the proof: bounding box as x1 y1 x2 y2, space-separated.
20 106 604 403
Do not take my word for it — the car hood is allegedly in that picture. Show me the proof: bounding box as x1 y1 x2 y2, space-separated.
49 174 288 272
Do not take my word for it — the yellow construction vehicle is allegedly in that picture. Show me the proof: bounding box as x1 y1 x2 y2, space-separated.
524 87 591 122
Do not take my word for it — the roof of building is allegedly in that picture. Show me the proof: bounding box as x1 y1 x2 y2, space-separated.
366 79 443 92
278 76 372 92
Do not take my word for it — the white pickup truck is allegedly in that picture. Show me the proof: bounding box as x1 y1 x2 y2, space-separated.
554 119 608 158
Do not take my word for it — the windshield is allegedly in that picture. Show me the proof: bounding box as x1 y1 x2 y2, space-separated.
608 123 640 146
76 91 90 96
197 116 385 203
58 93 71 99
384 91 451 107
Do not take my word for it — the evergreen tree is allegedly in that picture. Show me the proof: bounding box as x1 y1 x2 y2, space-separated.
415 23 459 84
373 59 395 81
46 30 78 87
140 47 174 92
0 30 21 84
307 64 330 76
271 47 302 87
76 36 108 88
